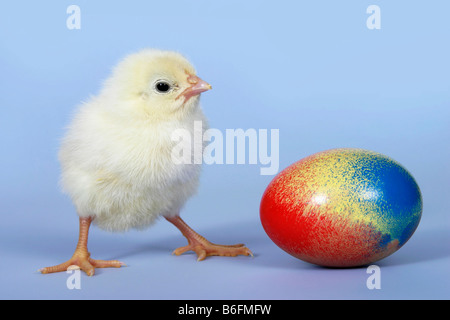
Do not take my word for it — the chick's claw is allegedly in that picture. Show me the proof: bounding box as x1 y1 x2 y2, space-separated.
166 215 253 261
172 240 253 261
39 254 125 276
39 217 125 276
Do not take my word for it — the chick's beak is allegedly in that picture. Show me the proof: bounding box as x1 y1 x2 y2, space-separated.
177 74 212 101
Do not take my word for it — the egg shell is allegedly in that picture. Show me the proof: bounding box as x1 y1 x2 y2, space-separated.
260 148 422 267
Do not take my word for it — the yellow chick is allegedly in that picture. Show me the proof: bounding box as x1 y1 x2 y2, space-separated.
40 49 252 276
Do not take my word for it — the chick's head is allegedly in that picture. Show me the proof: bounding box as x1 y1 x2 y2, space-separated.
103 49 211 120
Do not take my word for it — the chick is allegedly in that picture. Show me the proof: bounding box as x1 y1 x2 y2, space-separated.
40 49 252 276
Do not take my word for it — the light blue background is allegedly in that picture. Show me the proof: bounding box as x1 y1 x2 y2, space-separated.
1 1 449 299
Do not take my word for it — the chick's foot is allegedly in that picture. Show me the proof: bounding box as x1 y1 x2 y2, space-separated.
39 252 124 276
39 217 125 276
166 215 253 261
172 241 253 261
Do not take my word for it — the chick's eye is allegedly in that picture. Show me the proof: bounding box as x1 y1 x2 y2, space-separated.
155 81 171 93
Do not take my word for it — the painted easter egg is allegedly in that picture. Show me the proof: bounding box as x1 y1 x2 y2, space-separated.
260 148 422 267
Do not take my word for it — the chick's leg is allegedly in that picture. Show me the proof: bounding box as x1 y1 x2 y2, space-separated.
165 215 253 261
39 217 124 276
